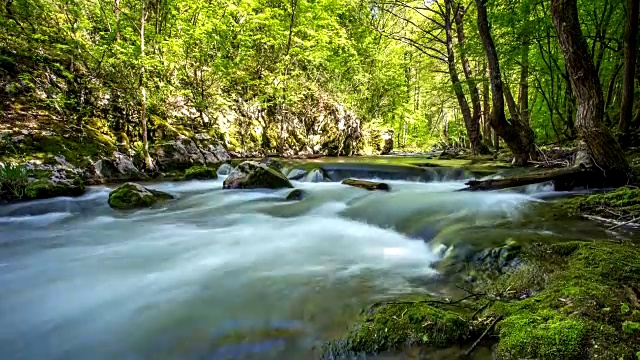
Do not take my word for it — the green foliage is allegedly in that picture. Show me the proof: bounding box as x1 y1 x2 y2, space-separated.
0 163 29 201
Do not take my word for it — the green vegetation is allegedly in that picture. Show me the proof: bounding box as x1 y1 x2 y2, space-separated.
184 166 218 180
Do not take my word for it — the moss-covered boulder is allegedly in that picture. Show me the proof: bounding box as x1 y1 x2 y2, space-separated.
24 178 85 200
323 302 469 358
108 182 174 210
184 165 218 180
223 161 293 190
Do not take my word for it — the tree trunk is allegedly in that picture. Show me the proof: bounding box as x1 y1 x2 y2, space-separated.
618 0 639 140
444 0 484 155
454 3 489 154
140 0 153 170
483 63 493 148
551 0 629 181
519 40 530 124
475 0 535 165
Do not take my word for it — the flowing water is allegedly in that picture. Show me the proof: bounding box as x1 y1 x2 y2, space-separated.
0 161 617 360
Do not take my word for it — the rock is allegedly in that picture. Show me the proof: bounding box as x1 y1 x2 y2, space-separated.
184 165 218 180
86 152 145 183
342 179 390 191
323 302 469 357
305 168 329 182
216 163 234 176
194 133 231 162
573 140 593 170
223 161 293 190
286 168 307 180
24 178 85 200
260 157 283 171
286 189 306 201
108 183 174 210
150 135 206 170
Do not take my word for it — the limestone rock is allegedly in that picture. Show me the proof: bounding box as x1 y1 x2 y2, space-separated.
108 183 174 210
223 161 293 190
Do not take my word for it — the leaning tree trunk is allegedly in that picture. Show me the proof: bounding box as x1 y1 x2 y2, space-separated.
618 0 639 141
454 3 489 154
475 0 535 165
444 0 485 155
139 0 153 170
551 0 629 181
482 63 493 148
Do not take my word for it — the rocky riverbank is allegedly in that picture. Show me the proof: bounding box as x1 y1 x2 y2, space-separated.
323 189 640 359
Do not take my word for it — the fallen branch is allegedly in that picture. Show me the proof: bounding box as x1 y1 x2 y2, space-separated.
583 214 640 229
460 166 586 192
464 315 503 357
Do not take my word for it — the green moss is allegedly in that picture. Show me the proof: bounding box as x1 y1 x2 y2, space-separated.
485 242 640 359
323 302 469 357
24 178 85 200
559 187 640 217
108 183 173 210
184 165 218 180
497 311 586 359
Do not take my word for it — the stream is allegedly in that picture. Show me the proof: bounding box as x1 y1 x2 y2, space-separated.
0 160 620 360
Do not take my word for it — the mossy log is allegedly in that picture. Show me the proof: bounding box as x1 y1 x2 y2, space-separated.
342 178 390 191
461 166 587 192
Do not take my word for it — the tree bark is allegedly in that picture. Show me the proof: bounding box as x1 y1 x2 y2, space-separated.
551 0 629 181
482 63 493 148
444 0 484 155
618 0 639 140
475 0 535 165
454 3 489 154
518 40 530 124
140 0 153 170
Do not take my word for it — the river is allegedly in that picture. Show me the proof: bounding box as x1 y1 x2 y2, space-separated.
0 160 615 359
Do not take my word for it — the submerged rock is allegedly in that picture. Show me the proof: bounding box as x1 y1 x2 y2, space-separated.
184 165 218 180
223 161 293 190
285 189 306 201
342 179 390 191
108 183 174 209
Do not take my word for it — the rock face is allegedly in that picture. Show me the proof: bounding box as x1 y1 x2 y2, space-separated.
223 161 293 190
108 183 174 209
381 129 394 155
151 134 230 171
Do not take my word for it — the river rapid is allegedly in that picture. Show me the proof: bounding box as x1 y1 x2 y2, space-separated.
0 162 613 360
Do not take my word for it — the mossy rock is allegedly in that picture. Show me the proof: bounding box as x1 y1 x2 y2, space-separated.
496 311 587 359
558 186 640 217
24 178 85 200
108 183 174 210
223 161 293 190
184 165 218 180
323 302 469 358
486 241 640 359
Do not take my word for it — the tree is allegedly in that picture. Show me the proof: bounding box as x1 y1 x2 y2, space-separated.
618 0 639 140
551 0 629 180
139 0 153 170
475 0 536 165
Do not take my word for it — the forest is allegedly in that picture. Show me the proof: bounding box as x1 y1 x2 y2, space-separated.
1 0 638 171
2 0 640 359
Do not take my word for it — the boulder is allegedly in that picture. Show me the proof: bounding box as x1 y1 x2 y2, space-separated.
223 161 293 190
150 134 230 171
184 165 218 180
87 152 146 183
150 135 206 170
108 183 174 210
286 168 307 181
25 177 85 200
